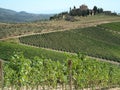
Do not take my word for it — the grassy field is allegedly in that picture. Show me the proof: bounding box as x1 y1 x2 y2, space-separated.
19 22 120 62
0 15 120 39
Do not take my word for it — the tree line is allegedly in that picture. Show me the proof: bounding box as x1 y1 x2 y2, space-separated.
50 4 117 21
69 5 103 16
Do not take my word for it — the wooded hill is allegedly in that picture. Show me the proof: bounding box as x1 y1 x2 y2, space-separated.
0 8 53 23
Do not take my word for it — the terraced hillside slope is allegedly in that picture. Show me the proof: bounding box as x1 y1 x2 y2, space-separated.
0 15 120 39
19 22 120 62
0 15 120 90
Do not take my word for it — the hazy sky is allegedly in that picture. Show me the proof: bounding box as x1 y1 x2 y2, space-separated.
0 0 120 14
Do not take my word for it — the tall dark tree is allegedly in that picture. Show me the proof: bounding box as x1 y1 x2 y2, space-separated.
69 7 72 15
81 10 87 17
93 6 98 15
70 7 72 12
97 8 103 13
100 8 103 13
74 6 76 10
87 9 89 15
77 9 82 16
70 10 77 16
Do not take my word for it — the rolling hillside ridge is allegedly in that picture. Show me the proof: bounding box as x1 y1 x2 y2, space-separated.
0 7 53 22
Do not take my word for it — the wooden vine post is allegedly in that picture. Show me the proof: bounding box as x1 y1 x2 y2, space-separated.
0 59 4 90
68 60 72 90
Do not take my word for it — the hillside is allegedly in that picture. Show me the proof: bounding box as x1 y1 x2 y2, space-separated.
0 15 120 39
0 15 120 62
2 50 120 90
0 8 53 23
19 22 120 62
0 1 120 89
0 39 120 90
0 15 120 90
0 41 67 61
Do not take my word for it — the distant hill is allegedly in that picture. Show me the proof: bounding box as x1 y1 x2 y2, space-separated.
0 8 53 23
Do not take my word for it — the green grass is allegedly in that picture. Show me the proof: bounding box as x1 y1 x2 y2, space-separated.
0 41 67 61
19 22 120 62
98 22 120 32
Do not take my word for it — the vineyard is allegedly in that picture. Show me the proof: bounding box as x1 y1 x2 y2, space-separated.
19 22 120 62
0 22 47 39
2 52 120 90
0 16 120 90
98 22 120 32
0 42 67 61
0 15 120 39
